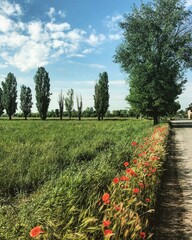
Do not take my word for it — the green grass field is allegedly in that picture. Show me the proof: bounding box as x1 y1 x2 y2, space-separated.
0 119 168 239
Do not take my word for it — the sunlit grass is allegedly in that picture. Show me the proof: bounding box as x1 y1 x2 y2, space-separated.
0 119 168 239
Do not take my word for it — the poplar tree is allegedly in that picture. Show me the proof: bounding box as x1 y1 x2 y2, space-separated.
94 72 109 120
34 67 51 120
20 85 33 120
1 73 17 120
0 87 4 116
58 90 64 120
76 94 83 120
65 88 74 119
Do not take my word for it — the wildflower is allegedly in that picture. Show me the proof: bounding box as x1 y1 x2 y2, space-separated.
104 229 113 237
124 161 129 167
140 231 146 239
30 226 44 238
131 141 137 146
139 182 144 188
104 199 110 204
133 159 137 164
145 198 151 203
102 193 110 202
120 176 129 181
114 205 121 211
113 177 119 184
103 220 111 227
133 188 139 194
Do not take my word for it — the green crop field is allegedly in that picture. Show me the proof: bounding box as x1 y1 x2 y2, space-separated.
0 119 168 239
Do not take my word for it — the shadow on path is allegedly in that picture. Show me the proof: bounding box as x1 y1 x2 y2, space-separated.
153 129 189 240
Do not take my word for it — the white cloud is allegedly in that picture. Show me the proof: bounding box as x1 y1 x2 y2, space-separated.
58 10 66 18
47 7 55 22
109 33 121 40
185 0 192 7
46 22 70 32
82 48 94 54
0 15 12 32
9 41 50 71
0 0 22 16
0 1 107 71
87 33 106 46
105 14 123 32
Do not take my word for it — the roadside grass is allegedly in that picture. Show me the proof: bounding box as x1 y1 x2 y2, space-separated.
0 119 168 239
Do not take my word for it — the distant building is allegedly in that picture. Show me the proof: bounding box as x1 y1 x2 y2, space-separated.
186 104 192 119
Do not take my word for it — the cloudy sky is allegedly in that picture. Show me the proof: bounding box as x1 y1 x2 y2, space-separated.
0 0 192 112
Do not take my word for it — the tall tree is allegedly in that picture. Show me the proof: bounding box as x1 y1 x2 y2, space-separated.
34 67 51 120
0 87 4 116
20 85 33 120
58 90 64 120
76 94 83 120
94 72 110 120
115 0 192 124
65 88 74 119
1 73 17 120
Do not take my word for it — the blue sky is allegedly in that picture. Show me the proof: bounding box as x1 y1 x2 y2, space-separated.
0 0 192 113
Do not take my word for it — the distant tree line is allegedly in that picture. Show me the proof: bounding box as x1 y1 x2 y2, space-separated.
0 67 110 120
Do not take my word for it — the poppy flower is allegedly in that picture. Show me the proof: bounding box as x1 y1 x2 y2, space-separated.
131 141 137 146
103 220 111 227
113 177 119 184
124 161 129 167
145 198 151 202
139 182 144 188
120 176 129 181
114 205 121 211
102 193 110 202
104 229 113 237
140 231 146 239
133 188 139 194
104 199 110 205
30 226 44 238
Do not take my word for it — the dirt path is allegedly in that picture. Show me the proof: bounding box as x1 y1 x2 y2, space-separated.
154 124 192 240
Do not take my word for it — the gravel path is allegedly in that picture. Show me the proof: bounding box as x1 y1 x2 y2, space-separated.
154 124 192 240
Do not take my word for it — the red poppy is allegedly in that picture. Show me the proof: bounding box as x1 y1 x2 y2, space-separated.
145 198 151 202
102 193 110 202
124 161 129 167
114 205 121 211
133 159 137 164
103 220 111 227
140 231 146 239
104 229 113 236
133 188 139 194
139 182 144 188
131 141 137 146
30 226 44 238
104 199 110 204
113 177 119 184
120 176 129 181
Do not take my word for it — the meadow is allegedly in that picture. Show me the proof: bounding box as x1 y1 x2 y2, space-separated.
0 119 168 239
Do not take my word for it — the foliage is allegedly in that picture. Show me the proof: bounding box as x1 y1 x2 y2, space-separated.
20 85 33 120
1 72 17 120
76 94 83 120
0 87 4 116
115 0 192 124
0 120 168 239
94 72 110 120
58 90 64 120
65 88 74 119
34 67 51 120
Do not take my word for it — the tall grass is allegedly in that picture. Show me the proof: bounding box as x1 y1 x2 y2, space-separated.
0 119 167 239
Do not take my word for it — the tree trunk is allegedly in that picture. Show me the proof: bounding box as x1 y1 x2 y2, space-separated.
98 114 101 121
9 115 11 120
153 114 159 125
